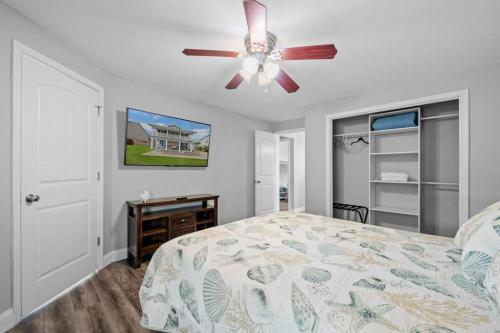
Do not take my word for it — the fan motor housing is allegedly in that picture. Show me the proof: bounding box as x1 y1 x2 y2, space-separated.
244 31 277 55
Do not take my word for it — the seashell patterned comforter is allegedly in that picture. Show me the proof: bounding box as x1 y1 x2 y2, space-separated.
139 212 500 332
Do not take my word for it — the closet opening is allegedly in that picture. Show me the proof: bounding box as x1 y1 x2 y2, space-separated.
325 90 469 237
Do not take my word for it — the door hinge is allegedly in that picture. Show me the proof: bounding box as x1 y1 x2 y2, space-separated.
97 172 101 181
97 236 101 246
95 105 102 116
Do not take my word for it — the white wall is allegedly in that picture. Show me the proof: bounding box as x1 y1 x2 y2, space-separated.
273 117 305 132
304 64 500 217
109 78 272 251
281 131 306 210
0 2 272 315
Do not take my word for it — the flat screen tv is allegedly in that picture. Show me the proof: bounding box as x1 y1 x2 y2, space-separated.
124 108 211 167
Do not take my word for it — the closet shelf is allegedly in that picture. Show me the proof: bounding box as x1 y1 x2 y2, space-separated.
421 113 458 121
370 126 419 135
370 180 418 184
421 181 459 186
370 151 419 156
371 205 419 216
333 131 369 138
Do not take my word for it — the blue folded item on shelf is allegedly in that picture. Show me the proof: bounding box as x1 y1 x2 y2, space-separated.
371 112 417 131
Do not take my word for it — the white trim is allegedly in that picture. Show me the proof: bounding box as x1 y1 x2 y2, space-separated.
279 136 294 211
325 89 469 225
103 248 128 267
288 138 294 211
103 251 113 267
293 207 306 213
0 308 16 332
276 128 306 214
11 40 105 322
458 90 470 225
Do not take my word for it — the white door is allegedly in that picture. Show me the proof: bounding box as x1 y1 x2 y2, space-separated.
20 52 100 315
255 130 279 215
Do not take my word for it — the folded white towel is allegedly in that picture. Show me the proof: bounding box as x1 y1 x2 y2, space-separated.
381 172 408 179
380 177 409 182
380 172 409 182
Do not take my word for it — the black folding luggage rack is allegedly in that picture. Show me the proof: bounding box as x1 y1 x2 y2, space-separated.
332 203 369 224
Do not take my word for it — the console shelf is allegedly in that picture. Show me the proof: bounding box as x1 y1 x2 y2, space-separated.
126 194 219 268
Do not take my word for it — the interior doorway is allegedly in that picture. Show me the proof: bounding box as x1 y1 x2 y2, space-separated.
278 129 306 213
254 128 305 216
279 138 291 211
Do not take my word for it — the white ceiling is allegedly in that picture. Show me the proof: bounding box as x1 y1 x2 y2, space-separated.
5 0 500 122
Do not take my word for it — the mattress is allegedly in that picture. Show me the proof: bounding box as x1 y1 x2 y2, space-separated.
139 212 500 332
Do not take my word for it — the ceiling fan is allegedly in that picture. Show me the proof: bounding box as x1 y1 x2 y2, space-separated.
182 0 337 93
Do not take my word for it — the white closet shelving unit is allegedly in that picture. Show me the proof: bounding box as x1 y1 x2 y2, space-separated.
368 108 421 232
331 99 461 236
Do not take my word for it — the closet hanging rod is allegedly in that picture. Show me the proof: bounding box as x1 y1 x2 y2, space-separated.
332 131 369 138
421 113 459 121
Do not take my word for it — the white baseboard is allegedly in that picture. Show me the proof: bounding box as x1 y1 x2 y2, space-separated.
0 308 17 333
103 248 128 267
293 207 306 213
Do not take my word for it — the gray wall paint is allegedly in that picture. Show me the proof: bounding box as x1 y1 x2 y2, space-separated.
273 117 305 132
109 78 272 251
305 63 500 218
0 3 272 314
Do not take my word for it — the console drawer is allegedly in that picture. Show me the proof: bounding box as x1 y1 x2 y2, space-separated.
172 213 194 227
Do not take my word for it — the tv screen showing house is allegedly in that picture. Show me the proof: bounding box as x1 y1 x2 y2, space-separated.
124 108 211 167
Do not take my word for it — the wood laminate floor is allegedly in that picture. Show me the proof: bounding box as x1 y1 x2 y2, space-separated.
8 261 152 333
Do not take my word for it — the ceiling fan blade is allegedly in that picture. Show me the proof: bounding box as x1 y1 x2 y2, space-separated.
279 44 337 60
275 69 300 93
225 73 245 90
243 0 267 49
183 49 240 57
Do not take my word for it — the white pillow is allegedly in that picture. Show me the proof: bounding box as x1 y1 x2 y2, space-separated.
454 201 500 249
484 251 500 314
461 210 500 286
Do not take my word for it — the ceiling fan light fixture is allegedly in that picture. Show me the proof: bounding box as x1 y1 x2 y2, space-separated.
242 56 259 75
182 0 336 93
258 71 272 86
239 69 253 83
263 61 280 79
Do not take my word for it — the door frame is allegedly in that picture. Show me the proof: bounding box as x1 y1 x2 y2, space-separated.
11 40 104 320
277 128 306 212
325 89 469 224
279 136 293 211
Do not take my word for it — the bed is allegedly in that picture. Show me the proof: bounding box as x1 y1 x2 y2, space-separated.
139 211 500 332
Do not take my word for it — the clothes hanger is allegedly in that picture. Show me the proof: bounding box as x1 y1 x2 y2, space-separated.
351 137 369 145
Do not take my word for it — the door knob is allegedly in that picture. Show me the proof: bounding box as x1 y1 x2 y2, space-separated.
255 180 261 184
25 194 40 203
